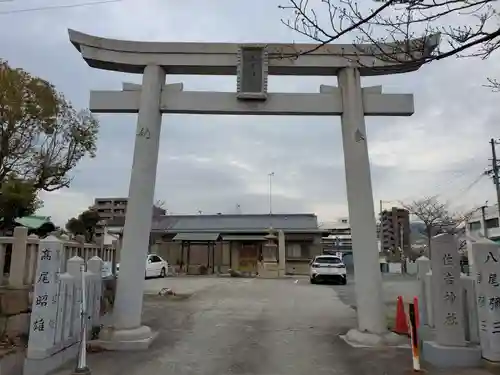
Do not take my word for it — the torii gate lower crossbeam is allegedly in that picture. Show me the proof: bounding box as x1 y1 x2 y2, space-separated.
69 29 439 351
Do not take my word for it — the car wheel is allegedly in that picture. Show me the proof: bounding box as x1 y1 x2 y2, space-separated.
160 267 166 278
340 276 347 285
310 278 316 284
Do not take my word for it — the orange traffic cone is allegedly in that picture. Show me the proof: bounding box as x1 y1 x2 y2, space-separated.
393 296 409 335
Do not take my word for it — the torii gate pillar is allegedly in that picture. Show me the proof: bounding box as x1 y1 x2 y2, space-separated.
338 68 385 334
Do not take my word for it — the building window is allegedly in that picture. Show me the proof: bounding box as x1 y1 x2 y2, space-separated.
286 243 310 259
469 221 481 231
486 218 499 229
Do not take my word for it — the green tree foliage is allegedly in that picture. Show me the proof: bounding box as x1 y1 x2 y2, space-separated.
0 60 99 232
0 176 42 233
0 60 99 191
65 208 101 243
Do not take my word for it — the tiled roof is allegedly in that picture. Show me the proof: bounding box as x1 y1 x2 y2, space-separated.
151 214 319 233
14 215 53 229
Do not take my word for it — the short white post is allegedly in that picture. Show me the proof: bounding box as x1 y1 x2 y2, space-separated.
416 256 431 326
338 67 385 334
67 257 85 342
73 263 90 375
110 64 165 346
87 257 103 329
9 226 29 287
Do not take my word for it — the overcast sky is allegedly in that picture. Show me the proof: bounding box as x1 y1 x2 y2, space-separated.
1 0 499 226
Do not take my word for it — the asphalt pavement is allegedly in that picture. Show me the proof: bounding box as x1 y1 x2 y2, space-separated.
54 276 491 375
331 272 420 309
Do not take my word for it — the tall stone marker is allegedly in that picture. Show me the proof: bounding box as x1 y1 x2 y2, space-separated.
471 239 500 362
24 244 88 375
27 235 63 359
422 234 481 368
430 234 466 346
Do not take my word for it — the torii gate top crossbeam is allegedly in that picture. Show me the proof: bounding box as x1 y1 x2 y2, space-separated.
68 29 439 76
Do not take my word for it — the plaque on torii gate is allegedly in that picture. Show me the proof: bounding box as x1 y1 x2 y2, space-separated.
68 29 439 350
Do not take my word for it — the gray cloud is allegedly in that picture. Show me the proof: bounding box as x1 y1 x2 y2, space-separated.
1 0 499 226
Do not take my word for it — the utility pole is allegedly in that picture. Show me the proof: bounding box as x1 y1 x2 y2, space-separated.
268 172 275 215
480 204 488 238
489 138 500 220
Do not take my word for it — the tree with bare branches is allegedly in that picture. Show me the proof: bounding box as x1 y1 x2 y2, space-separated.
278 0 499 87
402 196 477 257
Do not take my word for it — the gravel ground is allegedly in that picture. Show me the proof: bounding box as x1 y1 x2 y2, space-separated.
327 272 420 308
53 276 492 375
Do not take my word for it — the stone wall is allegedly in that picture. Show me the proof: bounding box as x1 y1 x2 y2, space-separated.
0 288 31 338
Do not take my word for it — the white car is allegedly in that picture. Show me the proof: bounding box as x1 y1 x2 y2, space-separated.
115 254 169 279
309 255 347 285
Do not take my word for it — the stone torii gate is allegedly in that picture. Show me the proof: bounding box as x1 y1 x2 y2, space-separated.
68 29 439 350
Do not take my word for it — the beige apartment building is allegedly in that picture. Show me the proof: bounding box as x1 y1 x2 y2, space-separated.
93 197 166 238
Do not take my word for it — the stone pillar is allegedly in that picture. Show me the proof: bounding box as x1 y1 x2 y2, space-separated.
421 234 481 368
111 240 118 275
9 226 29 287
87 257 103 330
338 68 385 334
460 274 479 344
430 234 466 346
471 239 500 361
465 226 476 277
278 230 286 277
67 256 84 342
107 64 165 349
416 256 431 326
26 235 63 359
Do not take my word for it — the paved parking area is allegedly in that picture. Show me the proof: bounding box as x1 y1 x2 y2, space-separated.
55 276 490 375
330 272 420 308
143 275 228 295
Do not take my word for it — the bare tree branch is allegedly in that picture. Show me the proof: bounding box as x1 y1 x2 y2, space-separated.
278 0 500 85
401 196 478 257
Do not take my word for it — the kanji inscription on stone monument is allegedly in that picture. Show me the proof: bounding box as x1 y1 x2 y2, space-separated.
430 234 466 346
27 236 63 358
472 240 500 361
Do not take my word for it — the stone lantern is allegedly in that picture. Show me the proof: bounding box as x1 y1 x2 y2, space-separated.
258 227 279 278
262 227 278 262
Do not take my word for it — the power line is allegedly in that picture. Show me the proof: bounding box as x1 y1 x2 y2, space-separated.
446 172 487 206
398 169 483 204
0 0 122 15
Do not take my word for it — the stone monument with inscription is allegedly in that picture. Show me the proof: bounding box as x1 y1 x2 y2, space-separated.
471 238 500 362
68 29 440 348
24 237 104 375
421 234 481 367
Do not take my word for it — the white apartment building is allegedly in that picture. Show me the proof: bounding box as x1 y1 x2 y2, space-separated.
467 204 500 243
320 217 383 252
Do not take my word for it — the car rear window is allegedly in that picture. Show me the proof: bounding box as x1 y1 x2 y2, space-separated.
315 257 342 264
